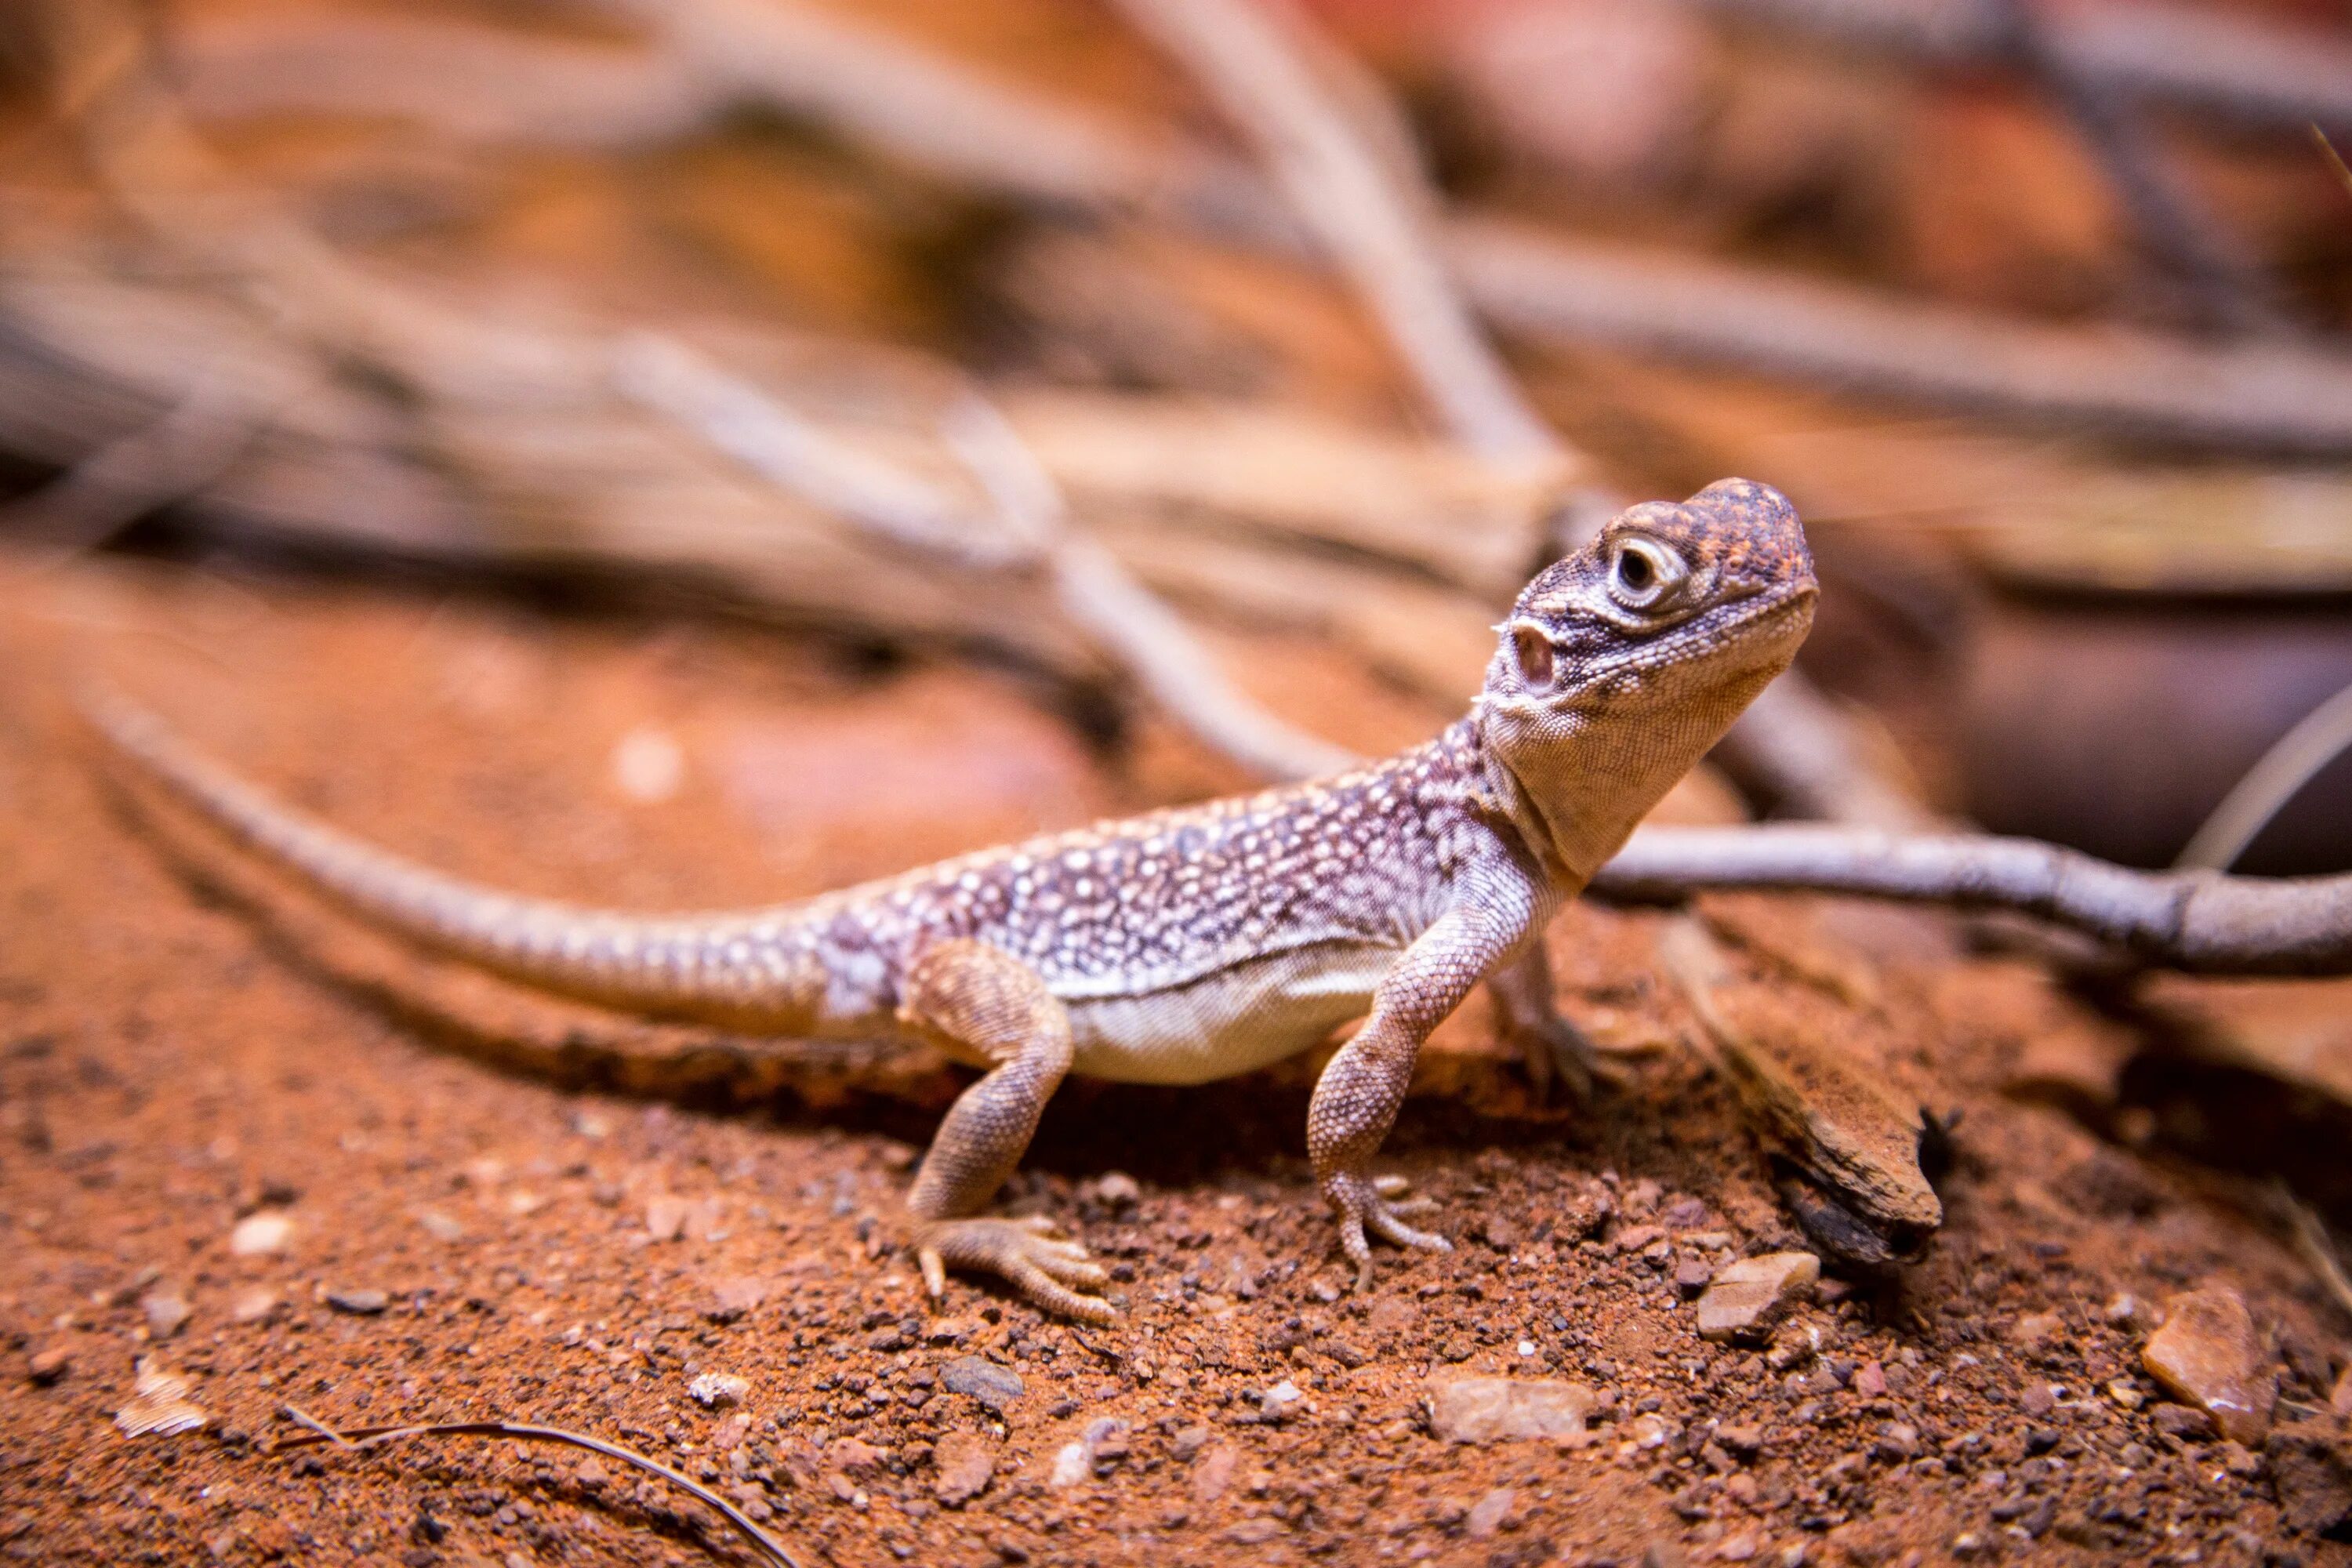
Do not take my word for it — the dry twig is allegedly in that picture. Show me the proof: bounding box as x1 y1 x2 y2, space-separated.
1686 0 2352 136
2272 1186 2352 1324
1112 0 1557 463
276 1405 802 1568
1980 0 2278 334
1595 825 2352 975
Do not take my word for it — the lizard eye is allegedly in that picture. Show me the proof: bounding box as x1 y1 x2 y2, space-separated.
1607 535 1686 611
1512 624 1555 689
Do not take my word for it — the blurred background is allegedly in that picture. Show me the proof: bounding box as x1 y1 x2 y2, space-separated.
1 0 2348 880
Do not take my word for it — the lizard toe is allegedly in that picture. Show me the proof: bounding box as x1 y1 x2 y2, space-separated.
914 1216 1117 1322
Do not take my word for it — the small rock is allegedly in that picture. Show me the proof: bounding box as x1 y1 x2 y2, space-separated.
2140 1287 2275 1445
828 1437 884 1472
704 1276 770 1324
1465 1487 1515 1538
1851 1361 1886 1399
325 1288 388 1316
1172 1424 1211 1461
27 1345 70 1385
2106 1378 2144 1410
2008 1312 2063 1348
1674 1256 1714 1296
2018 1381 2056 1417
1483 1215 1520 1250
1717 1534 1759 1563
229 1211 292 1257
688 1372 750 1409
1613 1224 1665 1254
140 1290 191 1341
1630 1411 1679 1449
932 1432 996 1507
1426 1375 1596 1443
2153 1403 2214 1440
415 1210 465 1243
1048 1442 1090 1489
1695 1253 1820 1343
2102 1292 2144 1327
230 1288 278 1324
942 1356 1024 1412
1715 1424 1765 1459
1260 1380 1302 1417
644 1194 691 1243
1192 1443 1237 1504
1094 1171 1141 1206
2267 1420 2352 1535
1871 1422 1919 1462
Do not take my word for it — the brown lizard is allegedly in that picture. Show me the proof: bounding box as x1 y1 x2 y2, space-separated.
85 478 1816 1323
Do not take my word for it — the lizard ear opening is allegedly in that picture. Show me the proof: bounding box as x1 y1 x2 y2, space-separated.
1512 624 1556 690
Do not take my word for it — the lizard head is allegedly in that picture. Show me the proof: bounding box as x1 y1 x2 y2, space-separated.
1475 478 1817 885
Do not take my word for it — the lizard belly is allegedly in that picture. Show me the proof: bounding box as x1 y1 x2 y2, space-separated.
1062 942 1395 1087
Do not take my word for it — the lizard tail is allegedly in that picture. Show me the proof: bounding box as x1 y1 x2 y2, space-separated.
79 688 830 1029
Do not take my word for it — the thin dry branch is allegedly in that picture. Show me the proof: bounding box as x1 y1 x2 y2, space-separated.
165 3 2352 452
1685 0 2352 136
1592 825 2352 975
1112 0 1558 463
1980 0 2278 335
275 1405 803 1568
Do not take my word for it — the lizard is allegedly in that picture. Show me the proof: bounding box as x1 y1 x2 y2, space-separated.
85 477 1817 1324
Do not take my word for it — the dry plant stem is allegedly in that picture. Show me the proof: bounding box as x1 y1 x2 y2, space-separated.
0 383 256 567
167 5 2352 452
275 1406 802 1568
2274 1186 2352 1323
1593 826 2352 976
2318 127 2352 205
1112 0 1556 463
1980 0 2277 335
2175 680 2352 872
1711 675 1936 830
1685 0 2352 136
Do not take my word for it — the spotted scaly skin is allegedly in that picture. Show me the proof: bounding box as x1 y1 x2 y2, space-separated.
88 479 1817 1321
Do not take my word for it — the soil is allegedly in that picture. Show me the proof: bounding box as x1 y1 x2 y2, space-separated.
2 556 2348 1568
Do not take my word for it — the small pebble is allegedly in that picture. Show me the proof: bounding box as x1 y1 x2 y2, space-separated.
941 1356 1025 1412
1695 1253 1820 1343
325 1288 388 1316
1428 1374 1595 1443
229 1212 292 1257
932 1432 996 1507
688 1372 750 1409
2141 1287 2274 1445
27 1346 71 1385
140 1290 191 1340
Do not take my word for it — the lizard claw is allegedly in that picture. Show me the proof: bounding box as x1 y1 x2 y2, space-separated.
1327 1171 1450 1291
915 1216 1117 1323
1508 1009 1639 1105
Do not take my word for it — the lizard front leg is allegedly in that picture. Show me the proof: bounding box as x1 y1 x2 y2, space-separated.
1308 885 1539 1289
896 939 1114 1323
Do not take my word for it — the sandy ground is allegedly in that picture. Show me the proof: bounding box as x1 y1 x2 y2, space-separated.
2 555 2346 1567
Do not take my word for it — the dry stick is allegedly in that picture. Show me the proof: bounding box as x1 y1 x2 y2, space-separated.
2273 1186 2352 1324
1591 825 2352 975
1682 0 2352 136
2176 680 2352 873
0 380 258 568
170 4 2352 452
1978 0 2279 336
275 1406 803 1568
2319 126 2352 205
1111 0 1556 464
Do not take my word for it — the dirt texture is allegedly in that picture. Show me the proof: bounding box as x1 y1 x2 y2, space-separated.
4 560 2350 1568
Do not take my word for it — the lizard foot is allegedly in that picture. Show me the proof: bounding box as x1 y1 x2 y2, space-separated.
1507 1010 1640 1105
1327 1171 1450 1292
915 1215 1116 1323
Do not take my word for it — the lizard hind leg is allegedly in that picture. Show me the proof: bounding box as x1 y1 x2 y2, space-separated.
897 939 1114 1323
